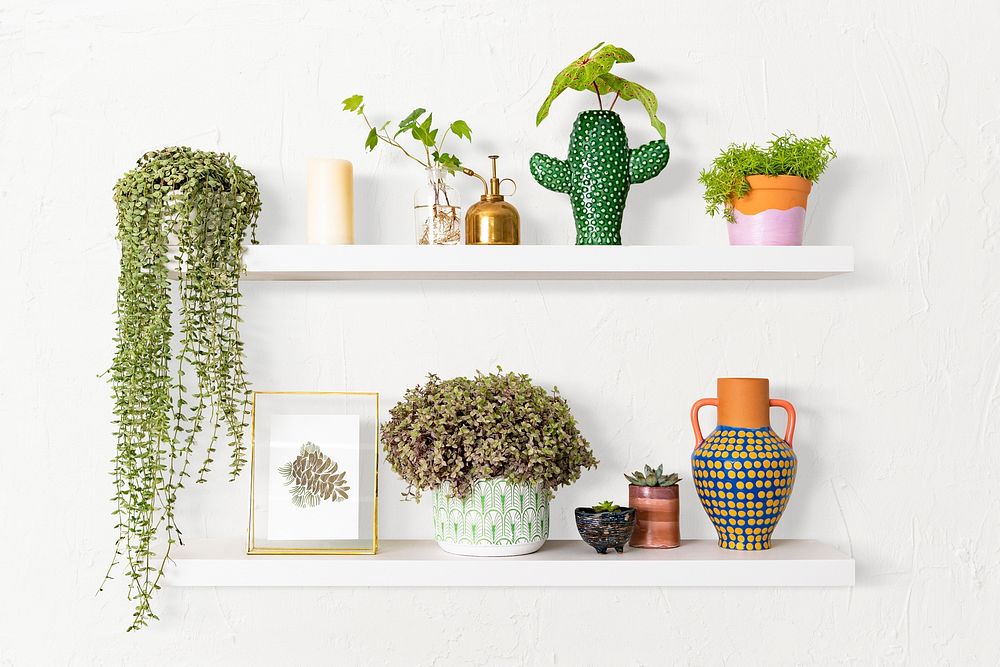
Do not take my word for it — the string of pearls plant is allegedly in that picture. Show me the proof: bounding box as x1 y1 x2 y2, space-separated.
102 147 260 630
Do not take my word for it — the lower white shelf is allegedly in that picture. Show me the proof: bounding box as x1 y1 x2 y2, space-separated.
168 539 854 587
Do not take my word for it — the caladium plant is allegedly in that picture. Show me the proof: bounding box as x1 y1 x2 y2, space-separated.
535 42 666 140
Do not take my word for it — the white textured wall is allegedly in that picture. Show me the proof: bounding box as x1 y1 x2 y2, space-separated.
2 0 997 664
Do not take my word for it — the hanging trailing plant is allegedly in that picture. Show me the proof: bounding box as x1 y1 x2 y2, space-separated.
101 146 261 630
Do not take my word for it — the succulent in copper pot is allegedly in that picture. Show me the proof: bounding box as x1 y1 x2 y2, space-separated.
574 501 636 554
626 464 681 549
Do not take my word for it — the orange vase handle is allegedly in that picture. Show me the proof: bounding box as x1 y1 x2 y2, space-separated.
769 399 796 447
690 398 718 447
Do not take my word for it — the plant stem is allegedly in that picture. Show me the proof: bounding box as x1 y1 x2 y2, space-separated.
437 127 451 154
593 83 603 110
360 110 428 167
608 92 620 111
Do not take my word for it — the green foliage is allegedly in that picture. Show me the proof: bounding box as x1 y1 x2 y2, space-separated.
103 147 260 631
596 73 665 140
591 500 622 513
381 369 599 501
535 42 666 139
625 464 681 487
699 132 836 221
342 94 472 174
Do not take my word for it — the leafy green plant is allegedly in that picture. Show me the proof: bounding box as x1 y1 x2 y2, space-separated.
102 147 260 631
625 464 680 487
342 94 472 173
381 369 598 501
699 132 836 221
535 42 666 139
591 501 623 513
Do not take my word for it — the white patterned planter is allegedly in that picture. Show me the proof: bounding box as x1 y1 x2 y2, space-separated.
432 478 549 556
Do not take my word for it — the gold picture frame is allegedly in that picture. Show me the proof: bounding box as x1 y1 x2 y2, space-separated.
247 391 379 555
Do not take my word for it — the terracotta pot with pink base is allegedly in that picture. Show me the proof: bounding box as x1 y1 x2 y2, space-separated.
699 133 836 246
728 175 811 246
624 465 681 548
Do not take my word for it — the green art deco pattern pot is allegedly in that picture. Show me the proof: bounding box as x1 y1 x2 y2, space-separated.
432 478 549 556
530 110 670 245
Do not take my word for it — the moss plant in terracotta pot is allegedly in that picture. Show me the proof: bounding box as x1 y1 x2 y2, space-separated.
625 464 681 548
698 133 836 245
574 501 637 554
382 369 598 557
530 42 670 245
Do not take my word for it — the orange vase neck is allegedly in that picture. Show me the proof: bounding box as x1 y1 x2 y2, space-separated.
716 378 770 428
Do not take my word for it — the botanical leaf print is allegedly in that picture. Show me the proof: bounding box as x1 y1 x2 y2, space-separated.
277 441 350 508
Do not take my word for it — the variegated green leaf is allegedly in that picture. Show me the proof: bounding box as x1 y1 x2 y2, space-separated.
536 42 635 125
596 72 666 139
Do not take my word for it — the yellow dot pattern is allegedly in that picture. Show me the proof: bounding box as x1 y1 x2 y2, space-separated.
691 426 797 551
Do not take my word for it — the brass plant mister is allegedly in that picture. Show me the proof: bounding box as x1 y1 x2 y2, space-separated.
462 155 520 245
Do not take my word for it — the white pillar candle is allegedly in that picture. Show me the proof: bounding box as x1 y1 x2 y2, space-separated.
306 158 354 244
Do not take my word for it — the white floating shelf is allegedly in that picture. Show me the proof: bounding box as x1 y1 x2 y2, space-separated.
231 245 853 281
168 539 854 587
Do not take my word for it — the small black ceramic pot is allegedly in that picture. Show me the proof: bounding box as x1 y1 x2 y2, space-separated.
574 507 637 554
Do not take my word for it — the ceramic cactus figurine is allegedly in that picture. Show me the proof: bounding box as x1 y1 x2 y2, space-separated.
531 43 670 245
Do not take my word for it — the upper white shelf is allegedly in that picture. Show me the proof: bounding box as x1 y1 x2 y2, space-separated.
167 538 854 587
233 245 854 281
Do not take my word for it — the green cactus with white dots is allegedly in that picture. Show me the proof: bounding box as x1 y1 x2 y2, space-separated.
530 43 670 245
531 111 669 245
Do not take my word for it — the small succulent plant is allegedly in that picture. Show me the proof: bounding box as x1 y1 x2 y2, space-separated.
591 500 623 513
625 464 681 487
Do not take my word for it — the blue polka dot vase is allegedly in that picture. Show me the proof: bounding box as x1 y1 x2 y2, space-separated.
690 378 797 551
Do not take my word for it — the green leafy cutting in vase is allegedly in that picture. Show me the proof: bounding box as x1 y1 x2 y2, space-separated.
278 442 350 508
535 42 666 139
342 94 472 174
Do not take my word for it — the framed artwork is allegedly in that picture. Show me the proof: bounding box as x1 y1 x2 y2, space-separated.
248 391 379 555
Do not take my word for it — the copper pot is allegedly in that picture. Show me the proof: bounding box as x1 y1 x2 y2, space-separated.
628 485 680 548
